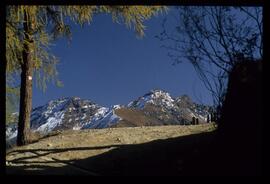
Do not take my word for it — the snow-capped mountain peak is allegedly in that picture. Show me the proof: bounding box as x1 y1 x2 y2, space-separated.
30 97 101 134
128 89 175 109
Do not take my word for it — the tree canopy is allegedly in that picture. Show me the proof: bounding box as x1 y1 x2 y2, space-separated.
6 5 167 91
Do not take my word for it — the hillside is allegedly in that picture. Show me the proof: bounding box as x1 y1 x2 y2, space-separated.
112 107 164 127
6 123 216 175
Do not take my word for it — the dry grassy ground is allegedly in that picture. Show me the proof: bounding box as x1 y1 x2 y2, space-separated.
6 123 216 175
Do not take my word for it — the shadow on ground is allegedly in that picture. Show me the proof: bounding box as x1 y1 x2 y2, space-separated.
6 128 261 176
6 131 218 175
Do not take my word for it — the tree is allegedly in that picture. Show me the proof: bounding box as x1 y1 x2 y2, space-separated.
192 117 195 125
6 5 167 146
196 118 199 125
156 6 262 120
206 114 210 123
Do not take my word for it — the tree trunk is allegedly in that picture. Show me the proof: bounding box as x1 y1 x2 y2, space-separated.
17 10 34 146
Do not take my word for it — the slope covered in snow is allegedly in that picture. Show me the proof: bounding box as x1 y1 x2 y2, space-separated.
6 97 123 142
82 106 122 129
30 97 101 133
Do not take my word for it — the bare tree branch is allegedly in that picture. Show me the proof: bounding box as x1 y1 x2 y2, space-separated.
156 6 262 117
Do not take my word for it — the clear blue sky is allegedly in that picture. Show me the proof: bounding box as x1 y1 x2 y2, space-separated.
32 7 213 108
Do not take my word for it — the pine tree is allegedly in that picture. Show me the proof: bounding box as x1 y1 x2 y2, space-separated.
6 6 167 146
211 113 215 122
196 118 199 125
192 117 195 125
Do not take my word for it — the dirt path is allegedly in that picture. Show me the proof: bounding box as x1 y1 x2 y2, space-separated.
6 124 216 175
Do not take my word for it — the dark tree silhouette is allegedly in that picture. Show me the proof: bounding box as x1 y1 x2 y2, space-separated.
192 117 195 125
157 6 262 119
217 59 262 175
206 114 210 123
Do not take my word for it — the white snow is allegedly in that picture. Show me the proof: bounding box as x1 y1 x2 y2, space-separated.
35 111 65 134
81 114 87 120
94 107 109 118
113 104 121 109
6 124 18 140
72 125 82 130
127 101 133 107
82 108 122 129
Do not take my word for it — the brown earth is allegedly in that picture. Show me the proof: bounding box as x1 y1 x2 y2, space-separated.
112 107 164 127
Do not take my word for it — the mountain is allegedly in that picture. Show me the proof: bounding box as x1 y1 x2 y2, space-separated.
30 97 123 133
6 97 122 146
126 89 211 126
6 89 212 144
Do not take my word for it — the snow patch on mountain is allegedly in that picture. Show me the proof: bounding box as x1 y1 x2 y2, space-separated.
6 123 18 141
6 123 18 149
82 106 122 129
34 111 65 134
30 97 71 129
